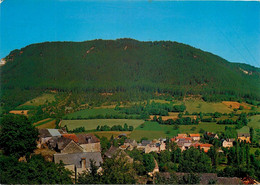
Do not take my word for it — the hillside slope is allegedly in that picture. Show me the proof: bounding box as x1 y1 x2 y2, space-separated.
1 39 259 108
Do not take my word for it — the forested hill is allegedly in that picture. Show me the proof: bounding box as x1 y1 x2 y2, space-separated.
1 39 260 101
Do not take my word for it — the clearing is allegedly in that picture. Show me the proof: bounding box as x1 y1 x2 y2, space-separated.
184 100 232 113
61 119 145 130
9 110 29 116
20 93 56 106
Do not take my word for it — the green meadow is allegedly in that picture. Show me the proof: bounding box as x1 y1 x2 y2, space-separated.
61 119 144 130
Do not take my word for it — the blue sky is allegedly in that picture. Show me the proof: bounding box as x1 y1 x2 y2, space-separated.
0 0 259 67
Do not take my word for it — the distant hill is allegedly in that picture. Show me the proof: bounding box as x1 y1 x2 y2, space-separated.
1 39 259 109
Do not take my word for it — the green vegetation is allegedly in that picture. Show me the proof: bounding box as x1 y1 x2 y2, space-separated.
20 93 56 106
61 119 144 131
63 108 124 119
179 122 235 134
1 39 259 112
248 115 260 129
34 118 55 127
184 100 232 113
0 114 38 158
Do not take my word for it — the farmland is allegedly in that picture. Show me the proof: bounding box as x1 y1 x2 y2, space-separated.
184 100 232 113
179 122 235 133
248 115 260 129
63 108 129 119
34 118 56 129
61 119 144 130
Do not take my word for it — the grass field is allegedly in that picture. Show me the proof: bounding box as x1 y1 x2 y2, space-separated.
20 93 56 106
61 119 145 130
179 122 235 134
184 100 232 113
63 108 128 119
34 118 56 129
130 130 169 141
92 131 131 139
248 115 260 129
130 121 179 140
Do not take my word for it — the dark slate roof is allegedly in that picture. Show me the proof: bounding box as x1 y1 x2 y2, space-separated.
76 133 100 144
238 133 250 137
54 152 103 168
47 136 72 150
141 140 152 146
39 129 52 138
104 146 120 158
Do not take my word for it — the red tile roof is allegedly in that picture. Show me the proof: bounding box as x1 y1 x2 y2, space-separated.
195 143 212 148
190 134 200 137
62 134 79 143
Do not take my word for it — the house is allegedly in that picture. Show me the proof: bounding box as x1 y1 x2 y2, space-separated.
177 141 193 151
145 143 160 153
222 139 234 148
47 136 84 154
123 139 138 151
104 146 133 163
242 176 260 184
177 134 187 138
238 133 250 143
190 134 200 141
206 132 219 139
76 133 101 152
38 128 66 148
194 143 212 152
62 134 79 143
54 152 103 178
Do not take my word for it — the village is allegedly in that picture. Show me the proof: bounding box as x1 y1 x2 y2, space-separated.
36 127 257 184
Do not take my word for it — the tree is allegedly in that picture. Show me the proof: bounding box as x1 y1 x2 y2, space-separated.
143 154 155 172
249 127 254 143
0 155 73 184
101 154 136 184
0 114 39 158
77 160 101 184
178 173 201 184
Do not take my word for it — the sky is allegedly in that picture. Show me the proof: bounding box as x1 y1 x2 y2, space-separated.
0 0 259 67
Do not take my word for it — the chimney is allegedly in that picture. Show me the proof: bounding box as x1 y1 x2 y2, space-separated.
81 158 86 169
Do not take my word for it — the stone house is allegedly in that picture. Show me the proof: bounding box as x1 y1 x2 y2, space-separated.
54 152 103 179
104 146 133 163
190 134 200 141
194 143 212 152
238 133 250 143
38 128 66 148
76 133 101 152
222 139 235 148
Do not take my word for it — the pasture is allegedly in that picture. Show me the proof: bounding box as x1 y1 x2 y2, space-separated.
248 115 260 129
34 118 56 129
131 121 179 140
184 100 232 113
63 108 127 119
61 119 144 130
130 130 169 141
179 122 235 134
20 93 56 106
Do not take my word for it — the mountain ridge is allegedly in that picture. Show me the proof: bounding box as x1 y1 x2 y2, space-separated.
1 39 259 109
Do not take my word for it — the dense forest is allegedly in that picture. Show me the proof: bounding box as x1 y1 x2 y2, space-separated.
1 39 259 110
